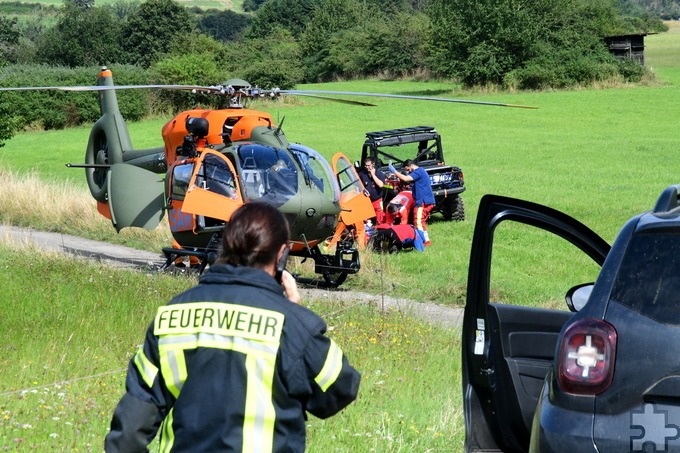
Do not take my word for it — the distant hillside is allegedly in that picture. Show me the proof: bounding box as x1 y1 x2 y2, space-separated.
620 0 680 20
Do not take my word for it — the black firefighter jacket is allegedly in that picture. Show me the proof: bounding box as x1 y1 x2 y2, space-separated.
105 264 361 452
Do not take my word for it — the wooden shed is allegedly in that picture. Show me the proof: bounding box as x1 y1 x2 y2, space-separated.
604 33 654 65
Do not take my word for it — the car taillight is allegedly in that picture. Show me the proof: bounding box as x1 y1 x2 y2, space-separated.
557 318 617 395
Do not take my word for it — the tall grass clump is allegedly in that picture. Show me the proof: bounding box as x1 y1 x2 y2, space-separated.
0 168 171 251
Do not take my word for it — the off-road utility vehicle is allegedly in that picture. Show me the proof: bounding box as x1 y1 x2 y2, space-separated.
359 126 465 221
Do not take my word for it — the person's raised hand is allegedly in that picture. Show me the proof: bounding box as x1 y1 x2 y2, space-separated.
281 270 300 304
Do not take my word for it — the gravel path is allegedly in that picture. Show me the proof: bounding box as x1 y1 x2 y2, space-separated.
0 225 463 329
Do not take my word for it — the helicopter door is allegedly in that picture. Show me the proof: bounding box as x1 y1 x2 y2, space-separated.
182 150 243 223
331 153 375 227
107 163 165 232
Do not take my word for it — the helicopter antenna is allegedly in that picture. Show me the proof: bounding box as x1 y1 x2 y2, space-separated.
275 116 285 137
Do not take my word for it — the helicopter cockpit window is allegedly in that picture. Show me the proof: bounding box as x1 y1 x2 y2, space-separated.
290 144 340 203
171 162 195 200
195 154 238 200
236 144 298 204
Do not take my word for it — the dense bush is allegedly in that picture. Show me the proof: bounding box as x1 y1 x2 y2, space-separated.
34 3 125 68
245 0 314 40
307 9 430 81
427 0 544 86
223 28 303 89
150 34 229 111
197 9 251 42
121 0 194 68
426 0 652 88
0 17 20 66
504 51 620 90
0 65 149 142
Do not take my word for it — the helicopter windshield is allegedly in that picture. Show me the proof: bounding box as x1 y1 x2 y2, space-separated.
236 144 298 205
289 144 340 203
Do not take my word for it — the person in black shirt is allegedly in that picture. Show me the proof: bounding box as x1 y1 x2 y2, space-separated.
105 203 361 452
358 156 386 223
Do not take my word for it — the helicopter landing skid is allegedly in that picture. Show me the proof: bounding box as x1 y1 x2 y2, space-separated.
161 234 221 274
310 240 360 288
161 247 216 274
160 237 359 288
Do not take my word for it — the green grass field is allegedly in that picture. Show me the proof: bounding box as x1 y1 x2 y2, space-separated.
1 21 680 452
0 246 463 451
4 25 680 304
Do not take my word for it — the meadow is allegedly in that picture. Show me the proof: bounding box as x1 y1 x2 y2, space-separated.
0 246 462 451
0 21 679 451
4 24 680 304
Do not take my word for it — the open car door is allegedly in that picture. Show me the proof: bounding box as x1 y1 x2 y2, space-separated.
329 153 375 246
463 195 610 452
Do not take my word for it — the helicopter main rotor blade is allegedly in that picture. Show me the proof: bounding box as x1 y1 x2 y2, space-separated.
278 89 538 109
0 84 537 108
0 84 221 93
289 93 376 107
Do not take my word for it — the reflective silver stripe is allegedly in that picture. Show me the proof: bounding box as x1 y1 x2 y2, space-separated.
155 326 281 450
315 339 343 392
243 354 276 452
159 333 278 356
132 346 158 388
165 350 184 396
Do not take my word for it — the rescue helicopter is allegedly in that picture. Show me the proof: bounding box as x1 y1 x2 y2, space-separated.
1 67 535 287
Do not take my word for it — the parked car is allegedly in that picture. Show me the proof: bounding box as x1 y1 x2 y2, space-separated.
463 185 680 452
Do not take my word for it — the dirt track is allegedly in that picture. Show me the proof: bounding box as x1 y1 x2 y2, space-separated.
0 225 463 329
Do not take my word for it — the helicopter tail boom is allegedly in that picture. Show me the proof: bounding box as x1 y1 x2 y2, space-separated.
85 68 168 203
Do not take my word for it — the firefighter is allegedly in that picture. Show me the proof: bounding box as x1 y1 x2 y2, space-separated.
105 203 361 452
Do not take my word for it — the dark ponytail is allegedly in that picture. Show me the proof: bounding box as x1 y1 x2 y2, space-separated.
216 203 290 268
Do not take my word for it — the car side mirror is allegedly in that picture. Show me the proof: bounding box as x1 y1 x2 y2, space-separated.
566 283 594 312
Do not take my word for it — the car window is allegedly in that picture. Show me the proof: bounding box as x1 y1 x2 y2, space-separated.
611 231 680 324
490 223 602 310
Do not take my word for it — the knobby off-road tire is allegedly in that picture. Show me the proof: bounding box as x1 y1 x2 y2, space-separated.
441 195 465 221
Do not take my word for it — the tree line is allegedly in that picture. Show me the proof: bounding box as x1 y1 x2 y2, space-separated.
0 0 669 144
